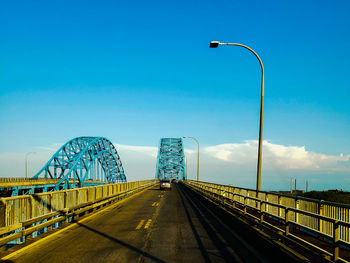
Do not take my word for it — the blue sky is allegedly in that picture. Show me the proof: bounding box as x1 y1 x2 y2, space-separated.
1 0 350 190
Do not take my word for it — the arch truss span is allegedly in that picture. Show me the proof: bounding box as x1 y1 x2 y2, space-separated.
155 138 186 181
33 137 126 190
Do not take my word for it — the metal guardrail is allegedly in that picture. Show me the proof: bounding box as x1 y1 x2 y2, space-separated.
0 177 108 187
0 178 59 185
0 178 59 182
184 180 350 262
0 179 157 248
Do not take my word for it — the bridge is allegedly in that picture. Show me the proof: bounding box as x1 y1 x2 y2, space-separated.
155 138 186 181
0 137 126 196
0 137 350 262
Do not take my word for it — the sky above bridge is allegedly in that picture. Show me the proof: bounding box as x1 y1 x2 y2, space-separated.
1 0 350 191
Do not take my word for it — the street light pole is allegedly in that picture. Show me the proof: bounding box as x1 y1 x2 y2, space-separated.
209 41 264 192
25 152 36 178
182 136 199 181
185 156 188 180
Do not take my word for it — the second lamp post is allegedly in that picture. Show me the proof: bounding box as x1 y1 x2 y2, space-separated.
183 136 199 181
25 152 36 178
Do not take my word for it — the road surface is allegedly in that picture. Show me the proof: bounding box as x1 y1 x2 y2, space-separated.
2 183 303 263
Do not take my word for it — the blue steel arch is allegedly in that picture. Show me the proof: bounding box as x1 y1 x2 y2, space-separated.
33 137 126 190
155 138 186 181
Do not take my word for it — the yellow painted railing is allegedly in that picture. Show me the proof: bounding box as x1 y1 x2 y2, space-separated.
0 179 157 249
0 178 109 187
184 180 350 262
0 180 156 228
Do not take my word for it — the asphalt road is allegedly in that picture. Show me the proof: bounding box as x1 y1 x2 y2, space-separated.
2 183 302 263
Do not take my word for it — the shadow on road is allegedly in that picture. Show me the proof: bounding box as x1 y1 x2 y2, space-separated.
76 222 166 263
178 185 211 263
178 184 238 263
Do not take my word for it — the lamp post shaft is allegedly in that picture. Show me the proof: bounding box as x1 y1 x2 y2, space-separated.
257 70 264 192
25 156 27 179
196 142 199 181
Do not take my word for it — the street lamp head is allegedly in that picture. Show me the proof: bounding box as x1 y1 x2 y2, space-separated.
209 41 220 48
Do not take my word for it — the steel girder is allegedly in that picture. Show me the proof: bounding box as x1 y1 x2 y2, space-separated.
33 137 126 190
155 138 186 181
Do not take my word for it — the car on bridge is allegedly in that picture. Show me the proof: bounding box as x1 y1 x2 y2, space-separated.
160 179 172 190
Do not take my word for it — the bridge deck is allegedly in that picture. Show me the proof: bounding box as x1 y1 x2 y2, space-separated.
3 184 301 263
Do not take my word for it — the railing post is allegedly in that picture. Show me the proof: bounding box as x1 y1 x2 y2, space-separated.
318 200 324 233
76 189 79 207
0 199 6 227
278 194 282 217
333 220 340 261
232 193 236 209
64 191 68 209
64 191 68 223
265 194 269 214
47 193 54 230
285 208 290 236
29 195 34 218
30 195 36 238
260 201 264 224
244 197 247 215
295 197 299 224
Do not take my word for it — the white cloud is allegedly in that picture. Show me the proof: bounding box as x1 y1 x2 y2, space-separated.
36 143 63 152
114 144 158 158
204 140 350 172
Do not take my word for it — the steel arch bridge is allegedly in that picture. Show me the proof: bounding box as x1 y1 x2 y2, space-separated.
33 137 126 190
155 138 186 181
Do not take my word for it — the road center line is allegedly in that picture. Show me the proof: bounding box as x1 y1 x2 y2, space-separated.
136 219 145 229
144 219 152 229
